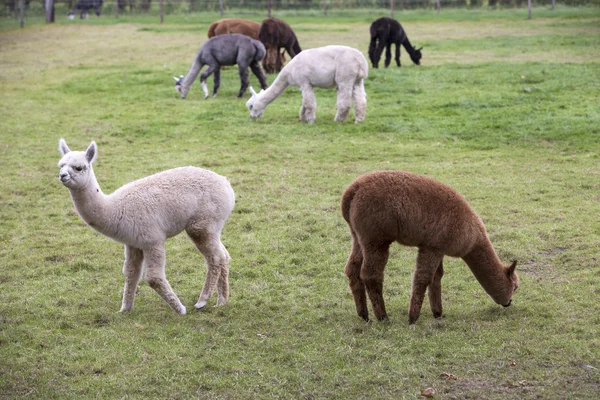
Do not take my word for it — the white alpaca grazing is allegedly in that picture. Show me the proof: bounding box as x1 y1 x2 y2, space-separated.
246 45 368 123
57 139 235 315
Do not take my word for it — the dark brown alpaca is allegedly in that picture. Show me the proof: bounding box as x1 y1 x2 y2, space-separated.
258 17 302 74
341 170 519 324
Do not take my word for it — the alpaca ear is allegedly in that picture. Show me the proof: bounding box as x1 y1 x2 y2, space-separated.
249 86 257 96
418 47 423 51
507 260 517 276
173 77 180 83
58 138 71 156
85 141 98 164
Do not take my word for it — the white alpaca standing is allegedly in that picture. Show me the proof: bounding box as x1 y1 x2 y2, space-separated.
57 139 235 315
246 45 368 123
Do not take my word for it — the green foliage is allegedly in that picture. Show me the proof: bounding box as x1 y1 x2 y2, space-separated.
1 8 599 399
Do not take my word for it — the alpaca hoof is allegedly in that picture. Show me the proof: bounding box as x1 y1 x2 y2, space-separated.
216 296 227 306
178 305 187 315
376 314 389 322
433 312 445 319
119 306 132 313
195 300 207 310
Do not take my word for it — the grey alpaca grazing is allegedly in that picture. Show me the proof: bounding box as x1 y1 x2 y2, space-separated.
57 139 235 314
174 33 268 99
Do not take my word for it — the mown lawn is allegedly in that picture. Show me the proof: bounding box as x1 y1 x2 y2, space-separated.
1 7 599 399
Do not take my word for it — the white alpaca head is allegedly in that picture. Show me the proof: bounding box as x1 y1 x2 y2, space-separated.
246 86 267 119
57 138 98 190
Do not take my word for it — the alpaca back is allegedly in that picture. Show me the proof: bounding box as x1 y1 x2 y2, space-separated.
208 19 260 40
342 170 484 257
105 167 235 246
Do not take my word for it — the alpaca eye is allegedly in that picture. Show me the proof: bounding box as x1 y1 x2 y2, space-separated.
74 166 83 172
249 105 253 110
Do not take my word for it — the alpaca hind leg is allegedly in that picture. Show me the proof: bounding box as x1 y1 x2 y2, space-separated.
395 42 401 67
334 84 353 122
344 231 368 321
360 242 391 321
143 246 186 315
216 243 231 306
299 86 317 123
409 249 444 324
212 67 221 98
237 65 250 98
250 61 268 90
120 245 144 312
352 80 367 123
427 261 445 319
188 231 230 309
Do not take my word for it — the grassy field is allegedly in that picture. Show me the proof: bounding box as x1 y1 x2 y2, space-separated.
1 7 600 399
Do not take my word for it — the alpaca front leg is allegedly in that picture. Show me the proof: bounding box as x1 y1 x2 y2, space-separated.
120 245 144 312
334 85 353 122
384 43 392 68
200 66 217 99
427 261 445 319
360 243 390 321
344 233 368 321
395 43 401 67
299 86 317 123
409 249 444 324
143 246 186 315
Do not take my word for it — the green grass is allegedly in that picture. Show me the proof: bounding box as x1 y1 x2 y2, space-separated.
1 8 600 399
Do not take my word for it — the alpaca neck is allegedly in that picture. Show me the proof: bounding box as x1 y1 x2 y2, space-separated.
181 55 203 92
257 72 290 107
68 171 114 235
461 239 510 304
402 37 417 56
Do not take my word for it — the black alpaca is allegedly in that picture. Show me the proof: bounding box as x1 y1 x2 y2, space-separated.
368 17 422 69
67 0 103 19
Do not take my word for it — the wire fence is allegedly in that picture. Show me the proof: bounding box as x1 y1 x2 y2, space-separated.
3 0 598 23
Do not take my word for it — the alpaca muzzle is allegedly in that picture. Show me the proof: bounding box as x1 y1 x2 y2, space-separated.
502 299 512 307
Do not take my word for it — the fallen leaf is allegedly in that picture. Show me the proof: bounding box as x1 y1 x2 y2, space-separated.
420 387 435 397
510 360 517 367
440 372 457 380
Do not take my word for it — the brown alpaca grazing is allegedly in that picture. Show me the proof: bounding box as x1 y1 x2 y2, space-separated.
207 18 261 39
341 170 520 324
258 17 302 74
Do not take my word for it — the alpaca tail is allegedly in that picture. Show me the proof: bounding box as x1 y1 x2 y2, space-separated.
253 40 267 62
341 182 360 224
207 21 219 38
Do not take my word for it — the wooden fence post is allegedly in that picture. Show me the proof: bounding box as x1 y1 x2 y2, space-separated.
390 0 393 19
45 0 54 23
19 0 24 27
219 0 223 16
115 0 119 18
160 0 164 23
323 0 326 16
268 0 271 18
528 0 532 19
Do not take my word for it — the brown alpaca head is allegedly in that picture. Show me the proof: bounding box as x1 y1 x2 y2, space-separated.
493 260 520 307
